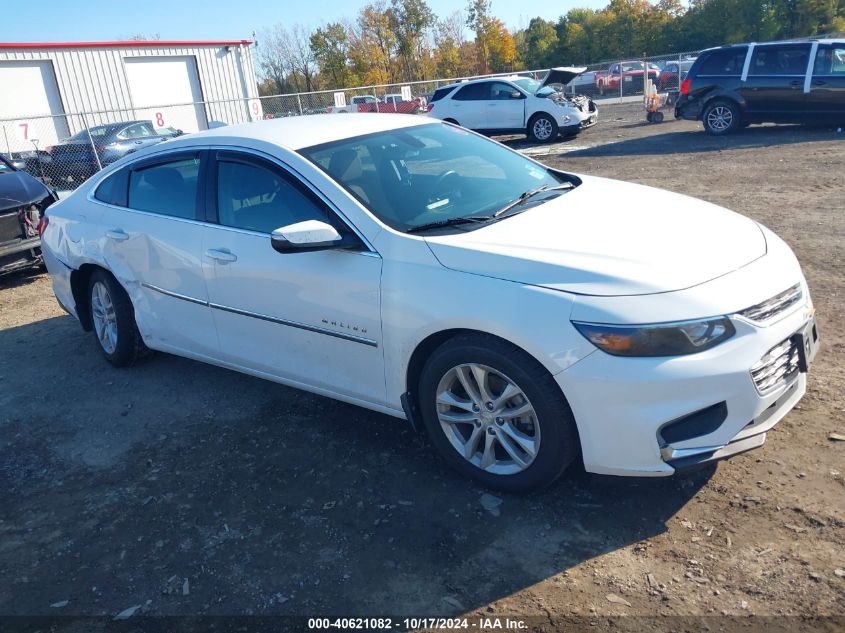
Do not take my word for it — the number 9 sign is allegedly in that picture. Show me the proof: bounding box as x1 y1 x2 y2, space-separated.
248 99 263 121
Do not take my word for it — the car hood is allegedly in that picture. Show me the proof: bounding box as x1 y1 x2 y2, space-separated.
540 67 587 88
423 175 767 297
0 171 51 210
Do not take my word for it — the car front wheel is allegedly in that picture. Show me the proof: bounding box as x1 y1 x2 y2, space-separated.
418 334 579 492
528 114 558 143
702 100 740 135
88 269 144 367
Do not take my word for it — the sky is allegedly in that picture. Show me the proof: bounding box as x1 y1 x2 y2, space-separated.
1 0 611 43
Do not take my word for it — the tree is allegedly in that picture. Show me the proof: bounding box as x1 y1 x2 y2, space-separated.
487 18 518 71
311 23 353 87
389 0 435 80
523 17 559 68
466 0 493 73
258 24 317 93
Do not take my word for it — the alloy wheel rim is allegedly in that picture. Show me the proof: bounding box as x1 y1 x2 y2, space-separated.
534 118 553 140
435 363 541 475
91 281 118 354
707 106 732 131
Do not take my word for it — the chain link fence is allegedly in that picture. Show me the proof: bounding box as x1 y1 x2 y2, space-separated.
1 50 707 193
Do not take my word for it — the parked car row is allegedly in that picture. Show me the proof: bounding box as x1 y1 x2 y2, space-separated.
327 94 427 114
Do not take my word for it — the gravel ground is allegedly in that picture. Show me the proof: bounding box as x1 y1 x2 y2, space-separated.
1 104 843 631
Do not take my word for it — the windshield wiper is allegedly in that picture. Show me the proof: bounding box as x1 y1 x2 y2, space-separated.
493 183 574 218
406 215 495 234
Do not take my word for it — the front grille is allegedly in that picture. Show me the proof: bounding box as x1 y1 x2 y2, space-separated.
750 336 800 394
739 283 802 322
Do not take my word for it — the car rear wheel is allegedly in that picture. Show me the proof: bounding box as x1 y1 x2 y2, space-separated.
88 269 144 367
418 334 579 492
702 100 740 135
528 114 558 143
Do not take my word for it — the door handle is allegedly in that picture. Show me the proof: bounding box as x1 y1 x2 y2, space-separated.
205 248 238 264
813 80 827 86
790 80 803 89
105 229 129 241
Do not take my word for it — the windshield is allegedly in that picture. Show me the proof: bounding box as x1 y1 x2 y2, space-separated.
512 77 541 94
300 123 571 233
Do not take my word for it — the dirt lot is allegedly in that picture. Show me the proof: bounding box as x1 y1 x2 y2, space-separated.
1 104 843 631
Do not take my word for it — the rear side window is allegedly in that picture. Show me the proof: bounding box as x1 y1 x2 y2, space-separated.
813 45 845 76
697 48 747 76
94 169 128 206
453 82 490 101
431 86 458 102
127 157 200 219
749 44 810 76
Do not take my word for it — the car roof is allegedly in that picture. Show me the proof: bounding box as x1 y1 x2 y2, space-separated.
160 113 438 152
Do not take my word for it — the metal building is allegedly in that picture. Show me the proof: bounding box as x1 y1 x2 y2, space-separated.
0 39 261 153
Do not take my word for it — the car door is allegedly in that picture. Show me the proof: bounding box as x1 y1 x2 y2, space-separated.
200 149 385 404
448 82 492 129
740 43 811 118
94 151 219 357
806 43 845 121
486 81 526 130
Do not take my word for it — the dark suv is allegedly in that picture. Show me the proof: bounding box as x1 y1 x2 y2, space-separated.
675 39 845 134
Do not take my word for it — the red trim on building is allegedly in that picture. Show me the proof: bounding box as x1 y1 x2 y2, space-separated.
0 40 252 50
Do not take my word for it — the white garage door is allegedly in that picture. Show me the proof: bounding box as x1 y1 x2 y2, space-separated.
124 56 208 134
0 60 69 153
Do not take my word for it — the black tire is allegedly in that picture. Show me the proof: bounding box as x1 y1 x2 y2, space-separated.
527 113 559 143
702 99 740 136
646 112 654 122
598 82 605 96
87 269 145 367
418 334 580 492
653 111 664 123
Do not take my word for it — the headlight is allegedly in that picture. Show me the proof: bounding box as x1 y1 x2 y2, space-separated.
572 317 735 357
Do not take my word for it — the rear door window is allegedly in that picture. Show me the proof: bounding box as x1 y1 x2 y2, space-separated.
127 156 201 219
453 82 491 101
697 48 748 76
749 44 811 76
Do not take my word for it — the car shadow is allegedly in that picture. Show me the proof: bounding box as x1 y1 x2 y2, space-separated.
563 124 843 157
1 315 714 620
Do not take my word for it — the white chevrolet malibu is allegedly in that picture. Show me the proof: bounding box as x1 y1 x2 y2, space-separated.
41 114 818 491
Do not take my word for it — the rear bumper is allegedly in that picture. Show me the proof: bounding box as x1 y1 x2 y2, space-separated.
674 97 702 121
42 244 78 320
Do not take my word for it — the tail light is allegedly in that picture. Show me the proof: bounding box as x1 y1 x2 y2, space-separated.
426 103 434 112
37 215 49 237
680 79 691 95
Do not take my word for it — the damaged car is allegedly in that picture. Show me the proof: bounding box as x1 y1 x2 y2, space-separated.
427 67 598 142
0 153 58 275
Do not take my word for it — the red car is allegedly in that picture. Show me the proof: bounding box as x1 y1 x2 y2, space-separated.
594 61 660 95
657 59 697 91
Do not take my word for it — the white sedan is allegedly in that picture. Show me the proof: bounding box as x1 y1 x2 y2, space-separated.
41 114 818 491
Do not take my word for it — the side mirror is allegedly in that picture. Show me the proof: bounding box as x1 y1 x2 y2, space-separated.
510 90 522 99
271 220 342 254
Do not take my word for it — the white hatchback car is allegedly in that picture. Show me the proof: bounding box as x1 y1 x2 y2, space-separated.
42 115 818 491
428 68 598 142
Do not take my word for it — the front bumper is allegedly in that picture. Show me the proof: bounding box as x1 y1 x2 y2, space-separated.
559 106 598 134
556 295 816 477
